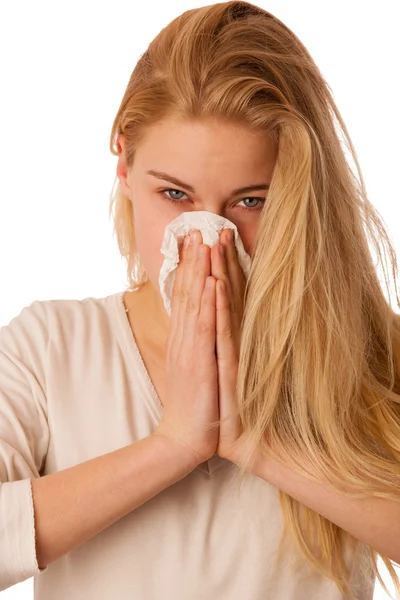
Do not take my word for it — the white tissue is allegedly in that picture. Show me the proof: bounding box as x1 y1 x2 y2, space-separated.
158 211 252 316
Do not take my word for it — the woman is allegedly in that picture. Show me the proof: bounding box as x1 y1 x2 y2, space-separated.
1 1 399 599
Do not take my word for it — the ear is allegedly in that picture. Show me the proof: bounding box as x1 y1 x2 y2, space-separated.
116 134 132 198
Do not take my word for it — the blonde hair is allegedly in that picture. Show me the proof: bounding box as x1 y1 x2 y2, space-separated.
108 1 400 597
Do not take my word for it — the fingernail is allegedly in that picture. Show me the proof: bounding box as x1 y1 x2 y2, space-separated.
219 243 225 256
227 229 233 242
184 235 190 248
189 231 198 245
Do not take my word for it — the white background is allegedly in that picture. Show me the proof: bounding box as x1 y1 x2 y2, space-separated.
0 1 399 598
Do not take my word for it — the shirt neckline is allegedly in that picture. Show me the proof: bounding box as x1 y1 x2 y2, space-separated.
110 291 228 475
115 290 164 417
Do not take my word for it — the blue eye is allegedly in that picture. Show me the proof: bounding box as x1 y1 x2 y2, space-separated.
160 189 265 211
162 189 188 202
236 197 264 210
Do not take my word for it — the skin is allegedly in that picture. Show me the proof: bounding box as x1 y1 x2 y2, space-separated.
116 116 278 353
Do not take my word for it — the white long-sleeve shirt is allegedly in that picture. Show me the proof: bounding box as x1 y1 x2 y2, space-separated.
0 291 376 599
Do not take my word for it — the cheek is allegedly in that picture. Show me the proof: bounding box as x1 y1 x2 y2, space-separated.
236 224 257 258
133 209 170 283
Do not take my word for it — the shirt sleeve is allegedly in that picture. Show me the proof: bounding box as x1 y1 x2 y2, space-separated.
0 300 50 591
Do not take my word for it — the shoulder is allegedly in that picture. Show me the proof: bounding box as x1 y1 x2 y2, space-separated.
1 299 49 359
0 292 123 358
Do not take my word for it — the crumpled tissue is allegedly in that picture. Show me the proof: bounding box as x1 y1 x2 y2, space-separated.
158 211 252 316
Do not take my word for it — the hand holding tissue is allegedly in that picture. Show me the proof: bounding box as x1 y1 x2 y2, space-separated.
158 211 252 316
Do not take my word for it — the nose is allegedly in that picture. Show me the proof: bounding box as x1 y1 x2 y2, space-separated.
195 206 227 218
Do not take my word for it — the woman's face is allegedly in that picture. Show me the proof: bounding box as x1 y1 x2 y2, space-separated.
117 117 278 295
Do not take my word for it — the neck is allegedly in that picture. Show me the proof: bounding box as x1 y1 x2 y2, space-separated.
125 281 170 350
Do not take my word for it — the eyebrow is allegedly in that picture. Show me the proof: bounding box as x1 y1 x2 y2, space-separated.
146 169 270 196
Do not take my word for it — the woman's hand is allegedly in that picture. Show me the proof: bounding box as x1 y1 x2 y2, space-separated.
210 228 251 464
154 231 220 466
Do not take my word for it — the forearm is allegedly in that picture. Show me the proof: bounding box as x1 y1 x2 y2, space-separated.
249 451 400 564
31 434 197 569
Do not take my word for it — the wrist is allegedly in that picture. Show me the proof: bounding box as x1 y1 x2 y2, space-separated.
151 431 201 472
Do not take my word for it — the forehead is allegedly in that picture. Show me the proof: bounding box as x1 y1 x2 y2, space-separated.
135 117 278 174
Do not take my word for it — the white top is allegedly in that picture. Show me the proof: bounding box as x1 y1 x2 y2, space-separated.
0 291 376 599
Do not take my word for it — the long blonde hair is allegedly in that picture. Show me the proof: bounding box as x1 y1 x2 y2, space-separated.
108 2 400 597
